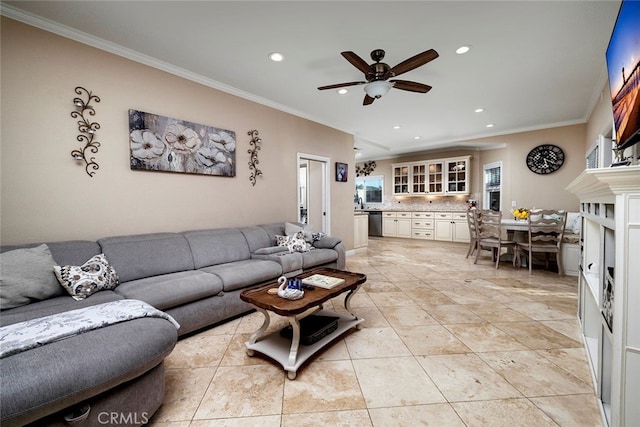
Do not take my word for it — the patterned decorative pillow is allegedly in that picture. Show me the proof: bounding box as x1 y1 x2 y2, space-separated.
54 254 120 301
285 222 314 242
275 233 312 253
311 232 327 242
276 235 290 247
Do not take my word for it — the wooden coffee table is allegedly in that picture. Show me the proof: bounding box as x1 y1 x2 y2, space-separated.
239 268 366 379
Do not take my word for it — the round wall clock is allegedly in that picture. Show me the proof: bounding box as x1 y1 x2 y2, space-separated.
526 144 565 174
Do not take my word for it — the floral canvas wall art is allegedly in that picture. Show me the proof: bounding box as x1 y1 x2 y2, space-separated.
129 109 236 177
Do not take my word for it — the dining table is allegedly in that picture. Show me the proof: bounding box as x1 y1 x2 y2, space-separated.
501 218 529 233
500 218 529 265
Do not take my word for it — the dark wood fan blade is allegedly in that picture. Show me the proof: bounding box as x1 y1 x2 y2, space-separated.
318 81 366 90
389 49 439 77
363 94 375 105
389 79 432 93
341 51 372 75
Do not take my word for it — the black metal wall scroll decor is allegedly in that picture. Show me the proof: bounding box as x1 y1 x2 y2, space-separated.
247 129 263 186
70 86 101 177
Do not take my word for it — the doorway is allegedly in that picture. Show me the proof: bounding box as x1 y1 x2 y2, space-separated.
297 153 330 233
483 161 502 211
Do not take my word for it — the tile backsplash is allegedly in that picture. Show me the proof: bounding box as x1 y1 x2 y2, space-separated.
361 195 470 211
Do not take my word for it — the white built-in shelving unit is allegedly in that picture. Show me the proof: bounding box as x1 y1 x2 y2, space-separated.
566 165 640 427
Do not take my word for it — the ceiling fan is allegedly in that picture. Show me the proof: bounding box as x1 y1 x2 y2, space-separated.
318 48 439 105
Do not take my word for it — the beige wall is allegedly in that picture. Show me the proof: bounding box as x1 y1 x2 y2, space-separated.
0 18 355 246
586 83 615 148
361 124 587 212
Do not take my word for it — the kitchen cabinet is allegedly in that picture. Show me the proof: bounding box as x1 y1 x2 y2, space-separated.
392 156 470 195
411 212 434 239
445 158 469 194
412 164 426 193
382 212 412 238
434 212 469 242
427 161 444 193
392 165 410 195
354 214 368 249
567 166 640 427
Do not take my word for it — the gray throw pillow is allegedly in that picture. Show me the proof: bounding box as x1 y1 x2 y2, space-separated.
0 244 65 310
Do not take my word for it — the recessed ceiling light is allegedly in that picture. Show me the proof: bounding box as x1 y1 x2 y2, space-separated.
456 45 471 55
337 88 348 95
268 52 284 62
474 108 484 113
393 125 401 129
486 123 495 128
414 136 421 140
355 152 362 157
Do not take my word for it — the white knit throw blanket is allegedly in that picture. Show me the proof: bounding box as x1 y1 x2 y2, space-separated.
0 299 180 358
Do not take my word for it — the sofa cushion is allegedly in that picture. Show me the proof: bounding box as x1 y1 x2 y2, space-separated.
114 271 223 311
0 291 124 327
200 259 282 292
252 251 303 275
254 246 289 256
98 233 195 283
47 241 103 266
258 223 287 245
1 241 102 267
0 244 65 310
301 248 339 269
239 226 274 253
313 236 342 249
0 317 177 426
54 254 120 301
182 228 251 269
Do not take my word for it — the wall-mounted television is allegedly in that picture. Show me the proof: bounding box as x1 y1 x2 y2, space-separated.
606 0 640 150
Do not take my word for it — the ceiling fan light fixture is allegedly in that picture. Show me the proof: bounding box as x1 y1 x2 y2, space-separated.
364 81 392 98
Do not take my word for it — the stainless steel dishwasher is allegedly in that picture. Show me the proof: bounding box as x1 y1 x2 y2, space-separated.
368 211 383 236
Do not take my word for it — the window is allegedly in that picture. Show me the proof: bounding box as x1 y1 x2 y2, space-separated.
355 175 383 205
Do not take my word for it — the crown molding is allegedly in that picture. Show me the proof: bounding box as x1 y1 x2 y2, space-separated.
0 3 345 134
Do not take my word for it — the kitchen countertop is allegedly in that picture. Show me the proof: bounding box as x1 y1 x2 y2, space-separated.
355 209 467 213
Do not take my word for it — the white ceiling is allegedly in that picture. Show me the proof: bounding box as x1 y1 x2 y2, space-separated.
2 1 621 160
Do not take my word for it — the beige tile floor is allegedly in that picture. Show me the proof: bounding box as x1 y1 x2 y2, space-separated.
149 237 603 426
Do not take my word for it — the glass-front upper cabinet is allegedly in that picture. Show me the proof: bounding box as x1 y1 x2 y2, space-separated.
446 158 469 194
393 165 410 194
390 156 469 196
427 161 444 193
412 164 426 193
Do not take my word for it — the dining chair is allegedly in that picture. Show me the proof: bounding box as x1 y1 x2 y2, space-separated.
474 210 515 269
465 209 478 258
515 209 567 275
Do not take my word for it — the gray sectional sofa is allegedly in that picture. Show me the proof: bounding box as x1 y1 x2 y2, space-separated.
0 222 345 426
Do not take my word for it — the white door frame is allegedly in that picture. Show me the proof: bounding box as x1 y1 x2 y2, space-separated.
297 153 330 234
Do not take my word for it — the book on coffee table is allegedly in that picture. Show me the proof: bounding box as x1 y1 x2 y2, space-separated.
302 274 345 289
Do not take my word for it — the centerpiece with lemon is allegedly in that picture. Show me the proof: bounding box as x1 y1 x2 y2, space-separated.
512 207 529 221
